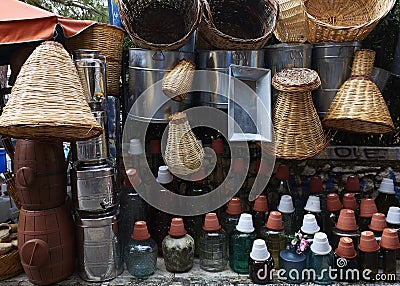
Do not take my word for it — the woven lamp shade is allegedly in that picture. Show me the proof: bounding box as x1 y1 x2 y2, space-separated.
323 50 394 134
162 59 195 102
0 41 103 141
165 112 204 176
272 68 329 159
274 0 308 43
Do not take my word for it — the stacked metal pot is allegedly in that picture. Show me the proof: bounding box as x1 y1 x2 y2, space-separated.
71 50 123 282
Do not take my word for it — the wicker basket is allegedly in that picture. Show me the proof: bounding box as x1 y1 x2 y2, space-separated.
0 249 22 280
323 50 395 134
162 59 196 102
305 0 396 43
118 0 201 50
165 112 204 176
272 68 330 159
0 41 103 142
65 23 125 96
274 0 309 43
199 0 278 50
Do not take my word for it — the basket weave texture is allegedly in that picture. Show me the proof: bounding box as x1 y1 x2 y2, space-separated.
305 0 396 43
199 0 278 50
119 0 201 50
162 59 196 102
0 223 22 281
0 41 103 141
323 50 394 134
65 23 125 96
165 112 204 175
272 68 329 159
274 0 309 43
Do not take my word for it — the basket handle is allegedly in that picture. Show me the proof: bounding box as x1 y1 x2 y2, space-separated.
201 0 214 25
152 51 165 62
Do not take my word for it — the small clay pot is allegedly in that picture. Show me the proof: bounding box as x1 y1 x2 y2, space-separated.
203 213 221 231
380 228 400 250
326 193 342 212
212 138 224 154
253 195 268 212
266 211 284 231
359 199 378 218
342 193 358 211
309 176 324 194
150 140 161 154
336 209 358 231
169 218 187 238
232 158 245 174
335 237 357 259
368 213 387 232
276 164 289 180
344 175 360 192
126 169 142 188
226 197 243 215
359 231 380 252
132 221 151 241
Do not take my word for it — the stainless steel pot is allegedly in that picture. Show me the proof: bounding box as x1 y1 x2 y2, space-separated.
74 110 109 163
196 50 265 109
73 50 107 104
311 42 361 118
75 210 123 282
70 163 118 212
126 49 195 122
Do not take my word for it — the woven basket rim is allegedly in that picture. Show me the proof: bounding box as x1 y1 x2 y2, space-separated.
67 22 125 38
323 118 395 134
272 68 320 90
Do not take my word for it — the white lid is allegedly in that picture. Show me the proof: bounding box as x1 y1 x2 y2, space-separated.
250 239 270 261
386 206 400 225
156 166 173 185
304 196 321 213
278 195 295 213
236 213 255 233
128 139 144 155
310 232 332 255
378 178 395 194
301 214 320 234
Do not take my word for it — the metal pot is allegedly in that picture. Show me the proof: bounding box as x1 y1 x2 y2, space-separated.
311 42 361 118
126 49 195 122
74 110 109 164
70 163 118 212
73 50 107 104
195 50 265 109
75 209 123 282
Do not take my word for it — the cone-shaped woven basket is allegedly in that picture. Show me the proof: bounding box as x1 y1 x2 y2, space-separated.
323 50 395 134
162 59 195 102
0 41 103 141
272 68 330 159
165 112 204 175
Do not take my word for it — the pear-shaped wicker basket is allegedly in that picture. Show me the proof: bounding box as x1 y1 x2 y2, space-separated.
162 59 196 102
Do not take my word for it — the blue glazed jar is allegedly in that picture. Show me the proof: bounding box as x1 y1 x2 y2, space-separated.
124 221 158 278
279 245 307 284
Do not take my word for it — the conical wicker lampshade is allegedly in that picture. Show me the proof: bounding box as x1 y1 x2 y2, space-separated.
272 68 329 159
0 41 103 141
165 112 204 175
323 50 394 134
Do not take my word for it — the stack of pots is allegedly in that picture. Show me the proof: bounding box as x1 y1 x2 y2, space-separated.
15 140 75 285
71 50 122 281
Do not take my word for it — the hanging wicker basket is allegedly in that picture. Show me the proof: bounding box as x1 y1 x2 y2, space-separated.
165 112 204 176
198 0 279 50
65 23 125 96
272 68 330 159
162 59 196 102
118 0 201 50
323 50 395 134
0 41 103 142
305 0 396 43
274 0 309 43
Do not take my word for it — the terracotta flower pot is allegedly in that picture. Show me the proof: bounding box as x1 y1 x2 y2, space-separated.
169 218 187 238
326 193 342 212
253 195 268 212
276 164 289 180
226 197 243 215
132 221 151 241
368 213 387 232
266 211 284 231
335 237 357 259
336 209 358 231
203 213 221 231
380 228 400 250
359 231 380 252
344 175 360 192
309 176 324 194
359 198 378 218
342 193 358 211
212 138 224 154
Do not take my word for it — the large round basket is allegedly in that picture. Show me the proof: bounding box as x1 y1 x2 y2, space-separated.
198 0 278 50
0 249 23 281
65 23 125 96
305 0 396 43
118 0 201 51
